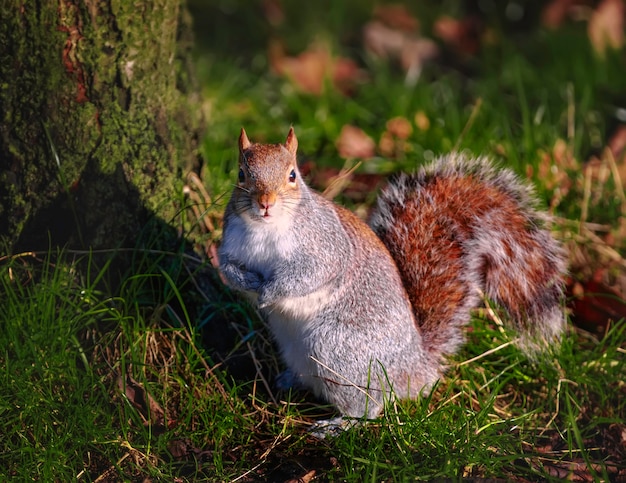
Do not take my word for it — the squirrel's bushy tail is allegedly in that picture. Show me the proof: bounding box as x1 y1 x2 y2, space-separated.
369 154 567 359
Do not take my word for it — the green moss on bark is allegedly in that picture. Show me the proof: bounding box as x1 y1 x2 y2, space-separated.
0 0 204 251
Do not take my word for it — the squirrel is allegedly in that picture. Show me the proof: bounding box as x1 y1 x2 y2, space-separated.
218 127 567 421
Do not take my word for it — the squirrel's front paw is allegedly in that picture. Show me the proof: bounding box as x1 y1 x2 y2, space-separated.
256 286 279 308
243 270 263 291
257 296 272 309
221 261 263 292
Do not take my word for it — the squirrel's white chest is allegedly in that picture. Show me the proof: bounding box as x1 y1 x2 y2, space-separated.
221 215 295 277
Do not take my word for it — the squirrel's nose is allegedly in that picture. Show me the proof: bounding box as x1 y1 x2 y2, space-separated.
258 193 277 211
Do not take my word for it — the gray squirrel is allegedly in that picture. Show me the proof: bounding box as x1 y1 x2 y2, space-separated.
218 127 566 421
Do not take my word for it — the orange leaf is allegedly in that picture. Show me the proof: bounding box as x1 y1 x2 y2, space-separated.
270 40 363 95
386 116 413 139
336 125 375 159
433 15 483 56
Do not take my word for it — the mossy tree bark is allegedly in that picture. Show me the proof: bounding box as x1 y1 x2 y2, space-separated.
0 0 204 252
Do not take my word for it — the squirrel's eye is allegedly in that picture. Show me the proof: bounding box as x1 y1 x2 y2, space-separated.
238 168 245 183
288 169 297 183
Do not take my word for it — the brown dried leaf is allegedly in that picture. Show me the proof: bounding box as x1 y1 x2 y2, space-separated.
168 438 191 459
167 438 214 460
117 374 166 430
541 458 619 481
569 275 626 333
363 21 438 85
386 116 413 139
363 21 405 60
270 41 327 95
269 39 363 95
567 216 626 333
373 4 419 32
336 125 376 159
433 15 483 56
377 116 415 158
333 56 365 95
285 470 316 483
588 0 625 57
378 131 396 158
542 0 576 29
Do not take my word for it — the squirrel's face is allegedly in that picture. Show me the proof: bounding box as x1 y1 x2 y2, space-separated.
233 127 302 224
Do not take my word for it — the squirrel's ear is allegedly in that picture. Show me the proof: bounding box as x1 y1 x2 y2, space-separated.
239 128 251 152
285 127 298 156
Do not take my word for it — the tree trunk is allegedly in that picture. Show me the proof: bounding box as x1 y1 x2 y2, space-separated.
0 0 204 252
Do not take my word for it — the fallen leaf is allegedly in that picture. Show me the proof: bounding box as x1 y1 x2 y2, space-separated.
378 131 396 158
333 57 365 95
377 116 414 158
269 39 364 95
285 470 316 483
541 458 619 481
569 275 626 333
168 438 191 459
386 116 413 139
588 0 625 57
117 374 167 432
269 40 327 95
373 4 419 32
167 438 215 460
363 21 438 85
400 38 439 85
433 15 483 56
363 21 404 60
336 125 376 159
542 0 576 29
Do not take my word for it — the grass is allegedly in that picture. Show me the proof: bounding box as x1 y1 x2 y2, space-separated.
2 1 626 481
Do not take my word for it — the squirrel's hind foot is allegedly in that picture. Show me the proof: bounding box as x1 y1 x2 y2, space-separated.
308 416 361 439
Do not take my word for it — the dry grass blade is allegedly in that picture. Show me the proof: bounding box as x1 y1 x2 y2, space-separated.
164 307 234 408
574 225 626 270
184 171 222 267
453 97 483 152
322 159 362 200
